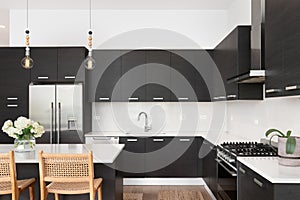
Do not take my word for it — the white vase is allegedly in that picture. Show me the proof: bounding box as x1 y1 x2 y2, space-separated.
278 137 300 166
14 137 36 152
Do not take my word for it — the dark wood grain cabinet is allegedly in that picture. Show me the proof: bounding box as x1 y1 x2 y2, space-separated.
265 0 300 97
0 48 31 143
213 26 263 101
30 47 86 83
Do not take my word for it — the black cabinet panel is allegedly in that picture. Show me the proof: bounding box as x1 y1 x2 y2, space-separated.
121 50 147 101
30 48 58 82
87 50 122 102
146 50 172 101
0 48 30 143
265 0 300 97
118 137 145 177
238 163 273 200
57 47 86 82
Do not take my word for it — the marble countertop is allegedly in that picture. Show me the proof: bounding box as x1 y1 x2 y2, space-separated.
238 157 300 184
0 144 124 164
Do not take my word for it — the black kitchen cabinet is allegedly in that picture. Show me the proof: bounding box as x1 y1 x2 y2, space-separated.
146 50 174 102
171 50 211 102
145 137 198 177
121 50 147 101
87 50 122 102
0 48 31 143
238 163 273 200
57 47 87 82
213 26 263 101
118 137 146 177
201 139 217 198
30 48 58 82
265 0 300 97
31 47 86 83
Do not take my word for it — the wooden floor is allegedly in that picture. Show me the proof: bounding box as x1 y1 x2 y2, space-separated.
124 185 212 200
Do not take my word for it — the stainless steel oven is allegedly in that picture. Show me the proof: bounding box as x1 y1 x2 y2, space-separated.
216 151 237 200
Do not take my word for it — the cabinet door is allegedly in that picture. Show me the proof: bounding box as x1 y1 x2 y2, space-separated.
144 137 174 177
118 137 145 177
87 50 122 102
30 48 58 82
121 50 146 102
0 48 30 143
170 51 197 101
238 163 273 200
146 50 172 101
201 140 217 198
57 47 86 82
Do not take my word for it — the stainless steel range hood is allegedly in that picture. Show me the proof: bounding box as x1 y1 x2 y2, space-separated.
230 0 266 84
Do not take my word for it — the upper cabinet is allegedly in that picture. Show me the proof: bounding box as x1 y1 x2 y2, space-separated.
213 26 263 101
265 0 300 97
30 47 87 83
87 49 212 102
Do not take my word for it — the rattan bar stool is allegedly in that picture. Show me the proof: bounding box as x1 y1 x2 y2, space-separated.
0 151 36 200
38 150 103 200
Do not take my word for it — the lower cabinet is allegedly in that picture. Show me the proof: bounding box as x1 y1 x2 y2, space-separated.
118 137 199 178
201 139 218 198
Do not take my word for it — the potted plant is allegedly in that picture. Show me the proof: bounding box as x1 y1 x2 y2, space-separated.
266 128 300 166
2 116 45 152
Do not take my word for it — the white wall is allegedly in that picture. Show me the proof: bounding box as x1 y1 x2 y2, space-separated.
227 0 251 32
0 9 9 46
227 97 300 141
10 9 228 49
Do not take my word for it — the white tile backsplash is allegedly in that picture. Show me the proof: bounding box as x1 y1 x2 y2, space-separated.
92 102 227 134
227 96 300 141
92 96 300 141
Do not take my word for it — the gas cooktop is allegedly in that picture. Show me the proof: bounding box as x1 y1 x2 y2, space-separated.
220 142 278 156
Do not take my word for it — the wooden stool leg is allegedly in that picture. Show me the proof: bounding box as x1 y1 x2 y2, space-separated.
29 184 34 200
55 193 60 200
97 187 102 200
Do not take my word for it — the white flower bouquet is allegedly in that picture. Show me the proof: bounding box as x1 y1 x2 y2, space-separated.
2 116 45 150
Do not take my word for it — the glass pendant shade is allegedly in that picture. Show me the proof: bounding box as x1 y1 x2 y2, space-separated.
84 51 96 70
21 47 34 69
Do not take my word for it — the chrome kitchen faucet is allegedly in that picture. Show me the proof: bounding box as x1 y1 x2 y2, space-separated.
137 112 152 132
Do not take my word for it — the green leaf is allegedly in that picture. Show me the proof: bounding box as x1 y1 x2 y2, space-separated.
265 129 285 137
286 137 296 154
286 130 292 138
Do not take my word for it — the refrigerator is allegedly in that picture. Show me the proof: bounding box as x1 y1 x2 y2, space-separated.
29 83 83 144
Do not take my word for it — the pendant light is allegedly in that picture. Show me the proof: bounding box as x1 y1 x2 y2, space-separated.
83 0 96 70
21 0 34 69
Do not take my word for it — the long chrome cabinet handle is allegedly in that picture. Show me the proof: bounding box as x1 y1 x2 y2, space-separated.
38 76 49 80
7 104 18 108
285 85 300 91
239 167 246 174
7 97 18 101
128 97 139 101
64 75 76 79
153 97 164 101
153 138 164 142
50 102 54 144
127 139 138 142
266 89 282 93
178 97 189 101
179 138 191 142
99 97 110 101
58 102 61 144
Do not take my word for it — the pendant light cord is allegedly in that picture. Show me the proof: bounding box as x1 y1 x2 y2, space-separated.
89 0 92 29
26 0 29 29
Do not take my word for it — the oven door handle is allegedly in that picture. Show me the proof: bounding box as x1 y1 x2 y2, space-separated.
215 159 237 177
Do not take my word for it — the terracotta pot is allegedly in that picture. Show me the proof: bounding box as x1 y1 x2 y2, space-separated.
278 137 300 166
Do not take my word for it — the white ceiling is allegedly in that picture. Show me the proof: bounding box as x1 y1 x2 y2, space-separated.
0 0 235 10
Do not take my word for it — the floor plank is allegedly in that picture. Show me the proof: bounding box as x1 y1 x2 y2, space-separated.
124 185 212 200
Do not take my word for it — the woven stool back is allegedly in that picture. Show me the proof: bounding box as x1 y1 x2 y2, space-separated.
0 151 18 192
38 151 94 183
